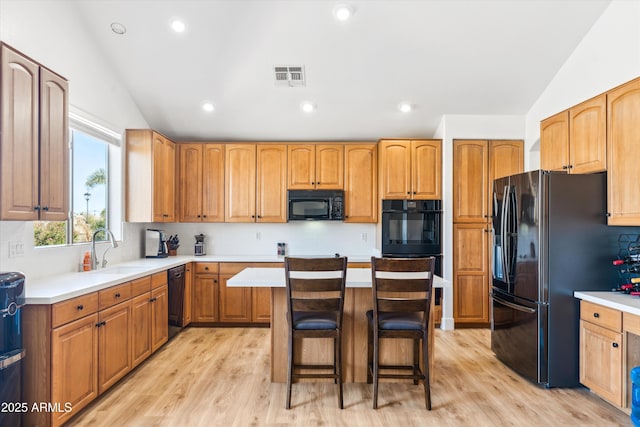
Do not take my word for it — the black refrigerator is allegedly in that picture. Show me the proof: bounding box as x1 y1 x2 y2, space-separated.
490 170 635 387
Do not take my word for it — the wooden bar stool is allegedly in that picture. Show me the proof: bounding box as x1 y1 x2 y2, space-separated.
284 256 347 409
367 256 435 409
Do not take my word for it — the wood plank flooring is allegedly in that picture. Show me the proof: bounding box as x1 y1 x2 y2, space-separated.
67 327 629 426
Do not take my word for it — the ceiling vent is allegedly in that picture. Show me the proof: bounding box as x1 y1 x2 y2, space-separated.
274 65 306 87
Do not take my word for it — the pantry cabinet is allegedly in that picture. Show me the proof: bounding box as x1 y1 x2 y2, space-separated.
452 139 523 324
344 144 378 223
0 43 68 221
288 144 344 189
126 130 176 222
379 139 442 200
178 143 225 222
607 77 640 226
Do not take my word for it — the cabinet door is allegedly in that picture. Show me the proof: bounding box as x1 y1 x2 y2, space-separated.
379 140 411 199
256 144 287 222
225 144 256 222
39 67 69 221
202 144 225 222
580 320 622 406
287 144 315 189
607 78 640 225
178 143 203 222
98 301 132 394
488 140 524 215
52 314 99 426
412 140 442 200
152 134 167 222
315 144 344 189
219 274 252 323
570 94 606 174
453 140 489 223
131 293 152 368
453 223 489 324
252 287 271 323
0 46 39 220
151 284 168 352
540 111 569 172
193 274 219 322
163 139 176 222
344 144 377 223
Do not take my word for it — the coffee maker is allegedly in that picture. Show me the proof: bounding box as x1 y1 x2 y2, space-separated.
145 229 168 258
194 234 206 256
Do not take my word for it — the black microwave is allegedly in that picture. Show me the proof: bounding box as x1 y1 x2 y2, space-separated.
287 190 345 221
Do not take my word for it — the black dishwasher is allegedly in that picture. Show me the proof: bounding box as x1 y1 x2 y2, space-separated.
167 265 186 340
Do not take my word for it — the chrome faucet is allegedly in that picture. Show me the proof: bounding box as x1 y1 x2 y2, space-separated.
91 228 118 270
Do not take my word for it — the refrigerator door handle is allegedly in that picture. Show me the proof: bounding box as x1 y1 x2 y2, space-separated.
501 185 510 287
491 292 536 314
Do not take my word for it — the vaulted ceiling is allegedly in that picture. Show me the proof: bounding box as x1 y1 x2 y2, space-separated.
74 0 611 141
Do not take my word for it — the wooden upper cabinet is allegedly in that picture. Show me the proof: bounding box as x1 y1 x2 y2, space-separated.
225 144 256 222
540 111 569 172
607 77 640 225
287 144 343 189
126 129 176 222
453 140 489 222
379 139 442 200
256 144 287 222
344 144 377 223
570 94 606 174
412 140 442 200
178 143 224 222
0 44 68 221
489 140 524 182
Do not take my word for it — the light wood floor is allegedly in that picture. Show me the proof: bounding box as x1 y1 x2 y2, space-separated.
67 327 629 426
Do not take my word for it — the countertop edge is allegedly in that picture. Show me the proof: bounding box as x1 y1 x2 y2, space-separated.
574 291 640 316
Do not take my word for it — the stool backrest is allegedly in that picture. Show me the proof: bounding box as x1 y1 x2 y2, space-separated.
370 256 435 328
285 257 348 324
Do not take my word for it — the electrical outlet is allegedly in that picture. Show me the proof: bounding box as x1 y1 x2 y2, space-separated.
9 241 24 258
256 232 261 240
361 233 367 242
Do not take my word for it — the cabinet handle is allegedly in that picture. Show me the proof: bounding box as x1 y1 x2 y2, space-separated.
593 313 600 318
101 321 106 326
34 205 41 211
613 342 619 348
568 165 573 169
95 322 101 328
317 182 320 185
251 215 255 218
257 215 262 218
43 206 49 211
204 267 209 271
77 304 84 311
484 229 491 233
150 297 156 303
413 191 416 194
606 213 611 217
197 215 201 218
203 215 207 218
407 192 410 195
214 279 218 283
115 293 121 298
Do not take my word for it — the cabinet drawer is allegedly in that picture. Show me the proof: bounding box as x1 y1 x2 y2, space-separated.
581 300 622 332
131 276 151 297
624 312 640 335
52 293 99 328
195 262 219 274
99 282 132 310
151 271 167 289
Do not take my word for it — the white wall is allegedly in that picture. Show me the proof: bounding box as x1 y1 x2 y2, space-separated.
0 1 149 279
437 115 526 281
525 0 640 170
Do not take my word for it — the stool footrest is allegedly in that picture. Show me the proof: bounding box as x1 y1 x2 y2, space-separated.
294 373 338 379
293 363 335 370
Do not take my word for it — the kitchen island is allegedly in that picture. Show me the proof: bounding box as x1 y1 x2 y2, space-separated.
227 267 451 383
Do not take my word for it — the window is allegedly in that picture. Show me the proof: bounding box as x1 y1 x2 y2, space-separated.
34 113 121 247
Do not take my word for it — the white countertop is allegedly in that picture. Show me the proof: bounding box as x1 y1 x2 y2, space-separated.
23 254 375 304
227 267 450 289
574 291 640 316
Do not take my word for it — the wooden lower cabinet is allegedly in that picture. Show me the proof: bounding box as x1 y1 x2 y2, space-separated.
23 270 172 426
193 262 219 323
183 262 193 325
51 313 99 427
252 287 271 323
219 273 252 323
453 223 490 324
97 300 132 394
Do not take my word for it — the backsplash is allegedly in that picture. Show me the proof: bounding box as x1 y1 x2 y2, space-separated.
0 221 378 281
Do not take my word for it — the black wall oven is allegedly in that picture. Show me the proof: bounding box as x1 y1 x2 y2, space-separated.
381 199 442 276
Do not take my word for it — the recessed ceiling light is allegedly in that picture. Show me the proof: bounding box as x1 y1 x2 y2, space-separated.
171 19 186 33
334 4 354 21
398 102 413 113
301 101 316 113
110 22 126 35
202 101 214 112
